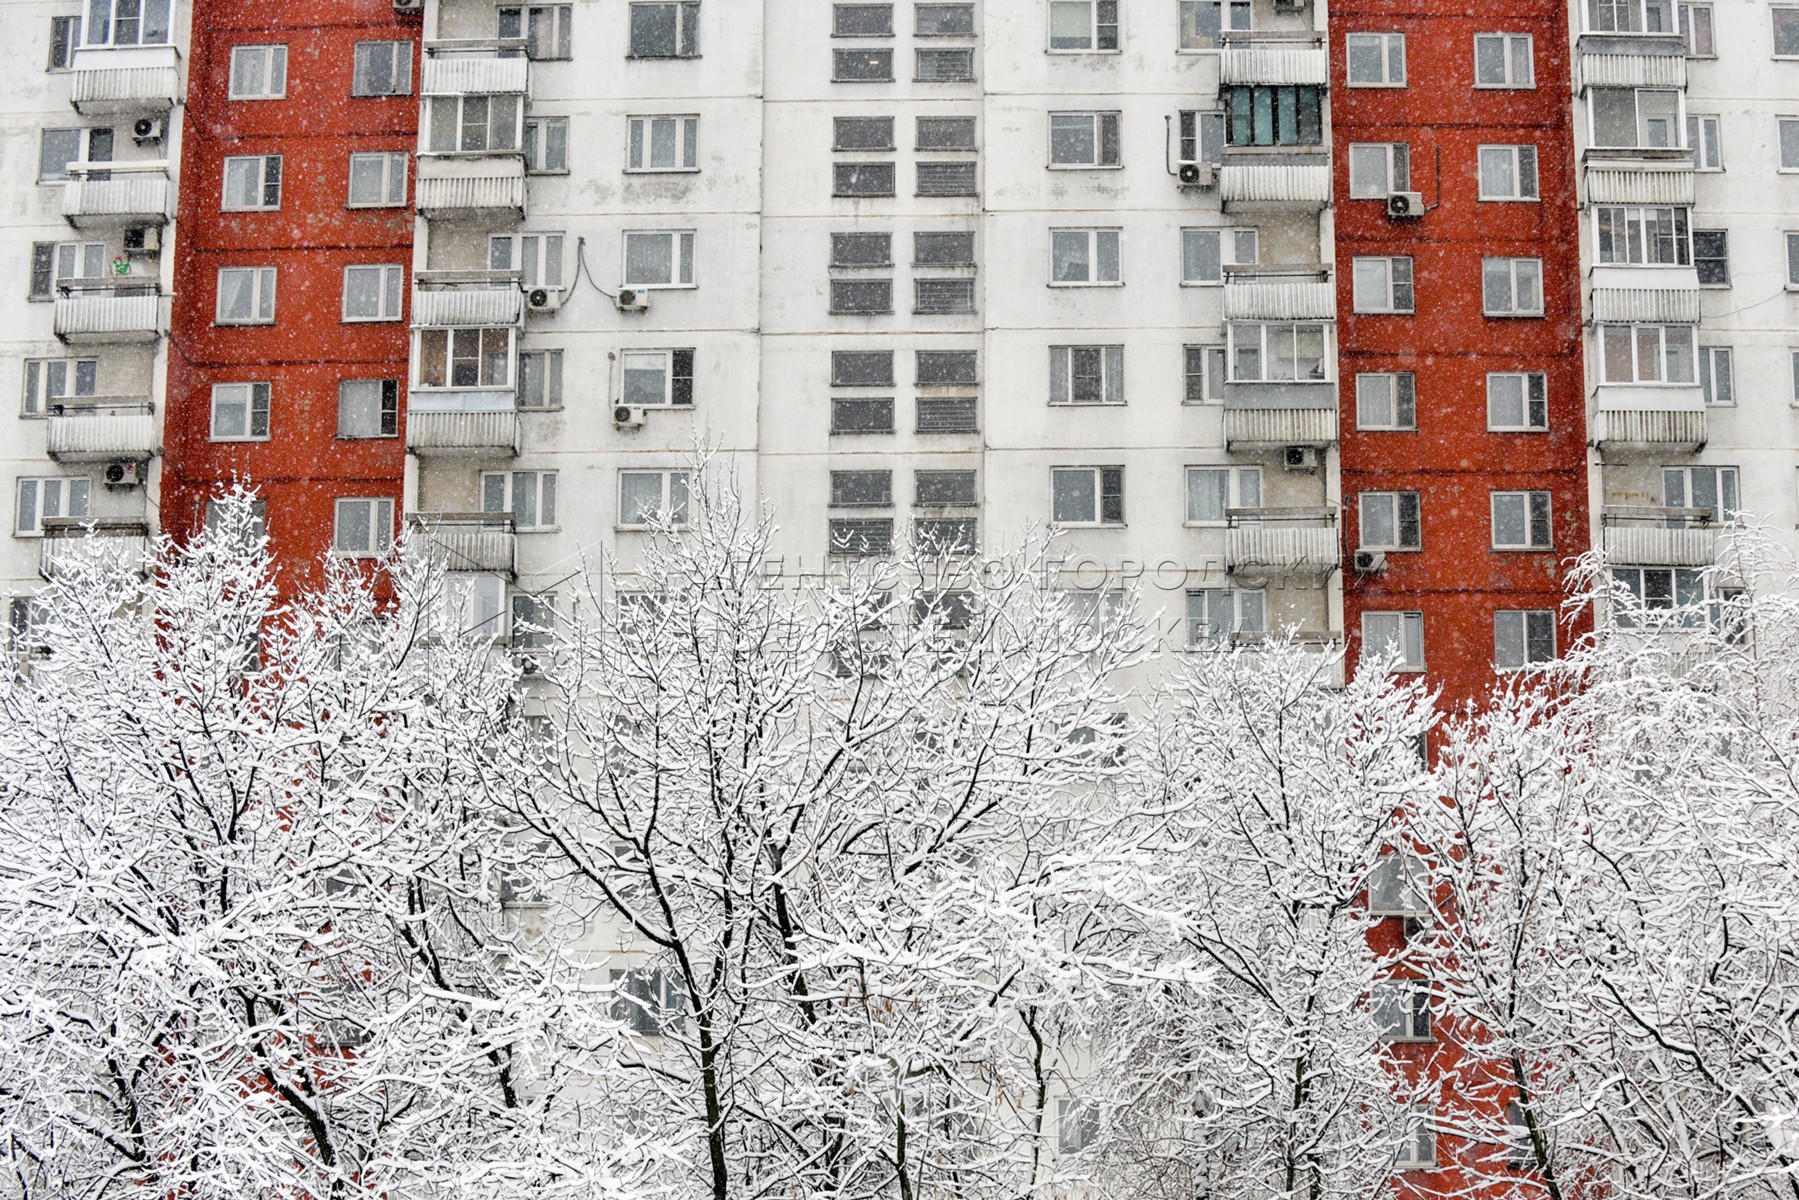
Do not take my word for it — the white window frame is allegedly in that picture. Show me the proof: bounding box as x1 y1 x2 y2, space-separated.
22 357 98 417
1689 113 1723 170
1048 0 1118 52
1226 322 1330 383
1362 611 1425 673
1179 227 1259 285
337 379 400 438
1183 344 1227 403
215 266 277 325
228 43 288 99
1345 32 1406 87
1050 465 1125 526
1049 228 1122 286
1396 1105 1438 1170
1049 345 1126 405
1494 609 1556 670
1680 2 1714 55
1184 587 1265 648
482 470 559 530
333 497 395 557
351 40 412 97
489 233 566 289
1477 144 1539 201
1482 256 1544 317
1778 118 1799 173
617 469 692 529
1474 32 1534 88
1352 256 1415 314
1597 323 1697 385
1586 0 1678 35
1490 490 1553 550
620 348 695 407
1372 980 1433 1042
341 263 405 322
424 94 522 155
1699 345 1734 405
1486 372 1549 431
1588 87 1684 151
82 0 171 46
347 152 408 207
222 153 282 211
415 327 514 390
1177 0 1251 50
37 128 111 185
1048 111 1122 168
626 114 699 173
1056 1098 1101 1154
1368 854 1429 917
622 230 696 289
1775 5 1799 57
1347 142 1410 199
1184 465 1262 525
209 382 272 442
1662 464 1738 521
15 477 90 537
1359 490 1422 551
517 349 564 409
524 117 570 173
1355 372 1417 430
1786 231 1799 289
628 0 701 58
1594 204 1691 266
500 3 573 59
1176 109 1226 166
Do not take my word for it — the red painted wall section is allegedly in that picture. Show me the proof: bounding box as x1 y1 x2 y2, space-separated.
1332 1 1592 709
165 0 418 593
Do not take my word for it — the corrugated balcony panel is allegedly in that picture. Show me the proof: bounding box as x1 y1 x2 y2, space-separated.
1223 279 1335 321
1225 407 1338 447
1602 524 1717 567
415 159 526 214
1219 163 1332 207
405 406 520 455
410 514 516 576
413 288 523 326
1585 165 1695 206
70 61 180 111
46 403 157 462
1592 408 1706 451
1226 518 1339 574
1579 51 1686 90
53 291 162 343
62 174 170 225
1219 44 1329 86
422 54 529 95
1592 286 1701 324
39 527 152 580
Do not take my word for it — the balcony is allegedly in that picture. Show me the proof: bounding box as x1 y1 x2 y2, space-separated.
46 400 157 462
416 155 526 215
1225 508 1339 575
38 518 152 580
413 270 524 327
406 400 520 457
69 44 180 113
1219 150 1332 211
1585 161 1694 207
408 512 515 576
1223 265 1335 322
1218 34 1328 86
1576 44 1687 89
1592 408 1706 452
1590 275 1700 324
1602 507 1720 567
62 161 170 228
53 280 162 344
1225 405 1337 449
422 40 530 95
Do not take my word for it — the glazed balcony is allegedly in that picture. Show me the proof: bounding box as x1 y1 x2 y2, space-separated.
69 44 180 113
62 161 170 228
413 270 524 327
38 518 152 580
416 39 529 216
1592 408 1706 453
1225 507 1339 575
1217 33 1328 87
407 512 515 576
1601 506 1720 567
46 400 157 462
53 279 162 344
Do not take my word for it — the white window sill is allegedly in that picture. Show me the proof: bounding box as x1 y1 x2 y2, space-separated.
511 525 561 534
221 205 280 214
1485 311 1547 318
1488 426 1549 434
1477 195 1541 203
1047 163 1124 171
1178 279 1225 287
1048 281 1123 288
621 283 698 291
1046 48 1121 55
1183 521 1227 528
214 320 276 327
227 93 286 102
347 201 408 210
1492 545 1554 552
1050 522 1126 529
209 436 271 444
1474 83 1535 90
1345 81 1408 89
342 315 404 324
336 432 400 440
616 525 691 532
1357 425 1418 433
1354 309 1415 317
624 167 701 175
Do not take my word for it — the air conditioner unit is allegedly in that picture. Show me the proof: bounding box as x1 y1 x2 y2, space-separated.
393 0 422 12
1283 444 1318 472
1353 548 1388 574
104 460 142 488
1272 0 1306 11
1386 190 1425 219
123 226 161 254
131 117 164 144
613 404 646 429
525 286 562 314
614 288 650 313
1177 161 1217 188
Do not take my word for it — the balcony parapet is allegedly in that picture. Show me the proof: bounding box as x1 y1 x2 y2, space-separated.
46 400 157 462
38 518 152 579
1224 406 1337 449
53 279 162 344
62 161 170 227
1592 408 1705 453
421 41 529 95
1218 34 1328 86
413 270 524 326
408 512 516 576
416 155 525 215
406 400 520 456
1585 162 1694 206
1601 507 1720 567
69 44 180 113
1225 507 1339 575
1223 265 1334 321
1578 49 1686 89
1219 150 1331 210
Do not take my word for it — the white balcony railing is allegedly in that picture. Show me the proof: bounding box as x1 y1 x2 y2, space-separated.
46 400 157 462
413 270 524 326
1219 159 1332 208
1218 35 1329 86
62 162 171 226
1226 508 1339 574
416 155 526 214
408 513 516 576
1224 406 1338 448
38 519 153 580
405 404 520 455
1222 267 1335 321
53 281 162 343
1592 408 1706 451
1602 508 1720 567
421 43 530 95
70 44 180 112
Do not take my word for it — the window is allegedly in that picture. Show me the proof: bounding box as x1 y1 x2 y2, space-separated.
348 152 408 206
834 350 894 385
832 397 894 433
1611 565 1710 624
1347 142 1410 198
1228 322 1328 382
1487 373 1548 430
1776 6 1799 55
1792 350 1799 404
1185 466 1261 523
830 470 893 508
38 128 110 184
483 470 559 529
342 264 405 322
425 94 521 153
1699 346 1733 405
1051 229 1120 284
829 518 894 556
1049 345 1125 404
524 118 568 173
627 115 698 171
1368 854 1428 916
917 116 976 150
334 498 394 556
1663 465 1737 521
22 358 97 416
351 41 410 96
832 232 892 266
834 162 897 196
29 242 105 299
417 328 512 388
1360 491 1421 550
1587 0 1677 34
1598 324 1696 384
1362 611 1424 672
623 231 695 288
611 969 684 1035
15 477 89 536
1491 491 1553 549
1396 1107 1437 1170
517 350 563 409
917 396 977 432
916 470 977 507
1495 610 1556 669
215 267 276 325
915 279 975 313
1693 230 1729 286
1780 118 1799 173
1356 373 1416 430
1478 145 1539 200
1049 0 1118 50
1689 114 1723 170
498 4 572 59
1483 257 1544 316
618 470 691 528
1180 228 1258 284
630 1 700 55
1681 2 1714 54
1474 33 1534 87
834 3 893 35
1179 0 1251 49
1503 1103 1536 1167
1177 110 1226 165
338 379 399 437
1372 981 1433 1042
917 48 975 79
1185 588 1265 647
1051 466 1124 525
222 154 282 211
831 280 893 314
1049 112 1121 167
915 232 975 266
916 4 974 35
1223 85 1324 146
621 349 695 406
48 16 79 69
1789 232 1799 288
834 48 895 81
209 382 271 441
1183 345 1226 402
1595 205 1691 265
228 44 288 98
489 233 565 288
84 0 170 46
835 117 894 151
917 350 977 386
1346 32 1406 86
1057 1099 1100 1154
916 162 978 196
1589 88 1682 149
1353 256 1415 314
